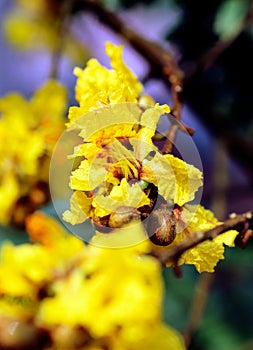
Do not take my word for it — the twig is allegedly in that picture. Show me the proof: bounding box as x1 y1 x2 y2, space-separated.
152 211 253 265
184 273 214 348
49 0 74 78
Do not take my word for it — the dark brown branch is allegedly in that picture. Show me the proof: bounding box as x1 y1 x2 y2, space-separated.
152 211 253 265
184 273 214 347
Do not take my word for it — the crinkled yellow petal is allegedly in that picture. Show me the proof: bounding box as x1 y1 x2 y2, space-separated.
164 154 203 206
70 159 106 191
133 107 164 145
69 104 140 138
106 171 120 186
67 43 143 127
105 41 143 99
63 191 92 225
74 60 110 107
93 178 150 217
178 239 226 273
69 143 101 162
180 204 218 232
141 152 175 200
154 102 171 114
215 230 238 247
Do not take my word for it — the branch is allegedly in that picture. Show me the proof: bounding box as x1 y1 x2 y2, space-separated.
152 211 253 265
184 273 214 347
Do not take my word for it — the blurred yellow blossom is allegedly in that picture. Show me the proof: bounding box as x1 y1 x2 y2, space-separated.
0 212 185 349
3 0 88 63
0 80 67 226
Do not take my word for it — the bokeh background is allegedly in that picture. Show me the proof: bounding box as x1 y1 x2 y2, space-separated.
0 0 253 349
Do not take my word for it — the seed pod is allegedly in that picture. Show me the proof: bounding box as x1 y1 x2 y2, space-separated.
147 204 176 246
108 206 140 228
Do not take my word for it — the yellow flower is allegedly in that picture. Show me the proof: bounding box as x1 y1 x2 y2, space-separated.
3 0 88 63
0 80 67 225
0 213 185 349
67 42 170 125
63 120 202 231
62 40 237 274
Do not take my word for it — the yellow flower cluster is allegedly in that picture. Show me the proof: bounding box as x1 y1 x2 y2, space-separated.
0 80 67 225
0 212 185 350
63 42 238 273
3 0 87 62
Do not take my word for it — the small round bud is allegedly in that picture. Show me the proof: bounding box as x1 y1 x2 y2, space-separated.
147 204 176 246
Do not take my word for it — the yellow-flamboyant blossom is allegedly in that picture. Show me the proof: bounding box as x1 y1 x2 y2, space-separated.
0 212 185 349
3 0 88 63
0 80 67 226
62 41 238 273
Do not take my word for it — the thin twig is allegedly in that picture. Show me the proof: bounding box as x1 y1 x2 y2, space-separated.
152 211 253 265
184 273 214 348
49 0 74 78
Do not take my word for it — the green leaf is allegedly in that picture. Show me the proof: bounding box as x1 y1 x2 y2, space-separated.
214 0 248 39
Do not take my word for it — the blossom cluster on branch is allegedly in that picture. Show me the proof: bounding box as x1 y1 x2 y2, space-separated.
0 1 250 348
63 42 238 273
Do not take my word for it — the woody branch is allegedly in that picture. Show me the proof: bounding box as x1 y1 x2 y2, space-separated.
152 211 253 265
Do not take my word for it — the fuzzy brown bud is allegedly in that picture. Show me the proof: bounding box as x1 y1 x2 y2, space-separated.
147 204 176 246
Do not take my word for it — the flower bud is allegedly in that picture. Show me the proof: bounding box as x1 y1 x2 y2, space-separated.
147 204 176 246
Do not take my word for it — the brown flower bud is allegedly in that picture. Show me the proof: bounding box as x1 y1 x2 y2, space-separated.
147 203 176 246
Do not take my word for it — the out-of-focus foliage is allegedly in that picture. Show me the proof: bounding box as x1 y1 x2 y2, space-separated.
214 0 248 40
